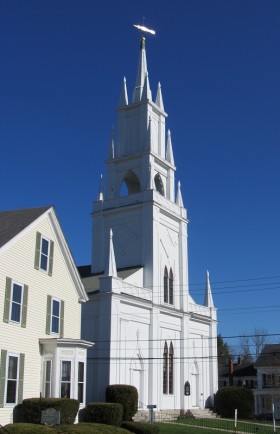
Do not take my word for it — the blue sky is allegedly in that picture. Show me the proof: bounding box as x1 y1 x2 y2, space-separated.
1 0 280 351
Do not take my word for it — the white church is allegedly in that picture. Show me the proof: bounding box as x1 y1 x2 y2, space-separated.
80 36 218 413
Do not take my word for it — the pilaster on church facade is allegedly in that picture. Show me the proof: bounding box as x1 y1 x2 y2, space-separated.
81 35 218 411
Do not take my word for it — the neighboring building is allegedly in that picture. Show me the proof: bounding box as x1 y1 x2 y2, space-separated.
81 37 218 412
0 206 92 425
254 344 280 419
218 357 257 389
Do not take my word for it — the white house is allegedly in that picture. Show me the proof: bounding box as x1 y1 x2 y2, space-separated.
0 206 93 425
81 37 218 413
254 344 280 419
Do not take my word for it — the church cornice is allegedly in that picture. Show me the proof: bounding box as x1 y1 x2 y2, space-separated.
116 98 167 117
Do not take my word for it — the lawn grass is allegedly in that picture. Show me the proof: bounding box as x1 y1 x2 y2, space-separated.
155 418 280 434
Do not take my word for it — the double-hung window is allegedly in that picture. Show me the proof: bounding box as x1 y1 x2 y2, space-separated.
46 296 64 337
3 278 28 327
0 350 25 407
44 360 52 398
78 362 85 403
34 232 54 276
60 361 71 398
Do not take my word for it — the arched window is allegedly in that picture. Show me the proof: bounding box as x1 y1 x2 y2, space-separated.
163 341 168 394
163 341 174 395
169 342 174 394
154 173 164 196
169 268 174 305
163 267 174 305
164 267 168 303
120 170 140 196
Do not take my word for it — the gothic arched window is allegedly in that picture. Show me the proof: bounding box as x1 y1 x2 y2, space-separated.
169 342 174 394
163 341 168 394
154 173 165 196
164 267 168 303
169 268 174 305
163 267 174 305
163 341 174 395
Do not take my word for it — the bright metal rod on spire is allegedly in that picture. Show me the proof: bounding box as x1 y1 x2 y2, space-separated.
133 24 156 35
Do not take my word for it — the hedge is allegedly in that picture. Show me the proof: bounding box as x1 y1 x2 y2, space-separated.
214 386 254 418
1 424 53 433
122 421 160 434
106 385 138 421
85 402 123 426
2 423 132 434
21 397 79 424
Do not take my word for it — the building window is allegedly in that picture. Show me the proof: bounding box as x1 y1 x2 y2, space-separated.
44 360 52 398
3 278 28 328
60 361 71 398
34 232 54 276
163 267 174 305
164 267 168 303
6 354 19 404
78 362 85 403
0 351 24 407
163 342 168 394
46 295 64 337
154 173 165 196
169 342 174 394
51 299 60 334
163 341 174 395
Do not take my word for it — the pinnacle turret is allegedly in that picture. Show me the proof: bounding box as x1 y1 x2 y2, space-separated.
166 129 174 165
104 228 117 277
97 174 104 201
119 77 128 106
204 270 214 308
176 181 184 207
155 82 164 110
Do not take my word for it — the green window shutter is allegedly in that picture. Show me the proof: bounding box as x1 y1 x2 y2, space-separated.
48 240 54 276
3 277 12 323
59 300 64 338
46 295 51 335
34 232 41 270
18 353 25 404
21 285 29 328
0 350 7 408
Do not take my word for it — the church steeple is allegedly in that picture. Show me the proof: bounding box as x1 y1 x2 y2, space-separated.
132 36 150 102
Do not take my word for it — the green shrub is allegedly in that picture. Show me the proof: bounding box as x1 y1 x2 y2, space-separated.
85 402 123 426
122 421 160 434
21 397 79 424
106 385 138 421
2 423 53 433
214 386 254 418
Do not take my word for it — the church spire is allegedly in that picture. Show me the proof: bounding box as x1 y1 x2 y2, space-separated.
132 36 149 103
97 174 104 201
119 77 128 106
204 270 214 308
104 228 117 277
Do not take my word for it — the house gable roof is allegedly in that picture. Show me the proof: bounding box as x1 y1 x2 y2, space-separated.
0 205 88 303
0 206 51 248
255 344 280 367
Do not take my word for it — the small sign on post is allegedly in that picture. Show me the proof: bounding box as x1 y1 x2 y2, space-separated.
147 404 157 424
41 408 60 426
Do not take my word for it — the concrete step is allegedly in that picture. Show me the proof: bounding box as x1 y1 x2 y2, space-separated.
185 408 220 419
